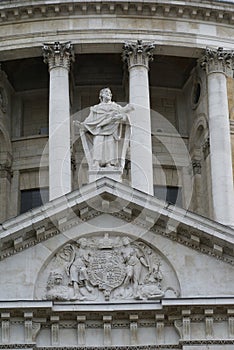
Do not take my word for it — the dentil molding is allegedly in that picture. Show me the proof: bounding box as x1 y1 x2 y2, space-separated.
0 1 233 25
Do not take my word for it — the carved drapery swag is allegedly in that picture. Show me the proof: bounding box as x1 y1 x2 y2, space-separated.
122 40 156 69
42 41 74 71
199 47 234 75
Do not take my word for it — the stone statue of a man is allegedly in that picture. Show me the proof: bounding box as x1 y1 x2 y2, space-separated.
76 88 133 170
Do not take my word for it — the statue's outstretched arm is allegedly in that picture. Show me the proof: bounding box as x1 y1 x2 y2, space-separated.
121 104 134 113
74 120 86 131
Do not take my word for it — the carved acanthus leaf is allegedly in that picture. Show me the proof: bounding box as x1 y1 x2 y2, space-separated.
122 40 156 69
199 47 234 75
42 41 74 71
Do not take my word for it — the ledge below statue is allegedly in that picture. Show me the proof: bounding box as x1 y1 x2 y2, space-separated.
89 168 123 183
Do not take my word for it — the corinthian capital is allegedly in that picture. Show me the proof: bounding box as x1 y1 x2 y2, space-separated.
122 40 155 69
42 41 74 71
199 47 234 75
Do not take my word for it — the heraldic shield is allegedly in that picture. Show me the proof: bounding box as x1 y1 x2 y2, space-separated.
88 249 126 300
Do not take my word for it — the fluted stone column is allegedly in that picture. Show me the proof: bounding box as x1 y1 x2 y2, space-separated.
123 40 155 195
200 47 234 226
43 42 74 201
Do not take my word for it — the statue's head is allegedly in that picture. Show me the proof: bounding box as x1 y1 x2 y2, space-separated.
77 237 87 248
99 87 112 102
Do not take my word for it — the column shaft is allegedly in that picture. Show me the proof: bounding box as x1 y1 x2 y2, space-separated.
200 47 234 226
208 72 234 224
49 67 70 200
123 40 155 195
43 42 74 201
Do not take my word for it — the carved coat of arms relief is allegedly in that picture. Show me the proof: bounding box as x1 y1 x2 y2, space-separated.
41 234 179 302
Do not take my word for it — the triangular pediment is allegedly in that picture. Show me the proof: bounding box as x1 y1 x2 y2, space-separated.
0 177 234 264
0 180 234 345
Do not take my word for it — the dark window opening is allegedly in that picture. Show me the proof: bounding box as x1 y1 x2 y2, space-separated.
20 188 49 214
154 185 182 207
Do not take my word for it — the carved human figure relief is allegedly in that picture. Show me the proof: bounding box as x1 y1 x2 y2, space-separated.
66 238 92 299
35 234 180 302
74 88 133 172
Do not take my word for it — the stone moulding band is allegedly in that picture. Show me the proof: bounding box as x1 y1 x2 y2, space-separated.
1 343 234 349
0 346 35 349
0 1 233 25
36 346 181 350
180 339 234 345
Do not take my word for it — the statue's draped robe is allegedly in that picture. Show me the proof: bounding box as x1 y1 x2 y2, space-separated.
83 101 130 167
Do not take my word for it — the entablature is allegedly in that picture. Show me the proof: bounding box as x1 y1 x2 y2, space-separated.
0 298 234 348
0 1 233 61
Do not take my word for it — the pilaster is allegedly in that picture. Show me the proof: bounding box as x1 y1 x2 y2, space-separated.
182 310 191 341
129 314 138 345
1 312 10 344
50 315 59 346
227 309 234 338
103 315 112 346
155 314 165 345
205 309 214 339
77 315 86 346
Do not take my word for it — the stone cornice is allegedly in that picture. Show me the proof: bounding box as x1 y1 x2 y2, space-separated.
0 178 234 264
1 298 234 307
0 0 233 26
0 298 234 333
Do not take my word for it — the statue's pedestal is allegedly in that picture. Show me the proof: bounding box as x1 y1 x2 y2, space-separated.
88 168 122 183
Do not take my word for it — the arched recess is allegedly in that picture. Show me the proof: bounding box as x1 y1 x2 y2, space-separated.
0 121 12 222
189 114 212 217
34 231 181 302
189 114 208 153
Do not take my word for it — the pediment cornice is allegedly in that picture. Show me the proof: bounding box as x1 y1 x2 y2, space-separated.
0 178 234 264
